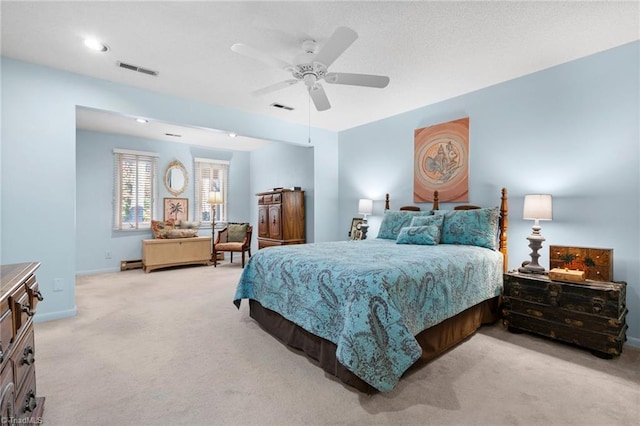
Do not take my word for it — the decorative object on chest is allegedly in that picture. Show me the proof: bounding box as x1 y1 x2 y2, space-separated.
0 262 46 422
549 245 613 282
502 272 627 358
256 189 305 249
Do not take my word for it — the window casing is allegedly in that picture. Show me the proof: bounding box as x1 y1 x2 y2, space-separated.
113 149 158 230
194 158 229 224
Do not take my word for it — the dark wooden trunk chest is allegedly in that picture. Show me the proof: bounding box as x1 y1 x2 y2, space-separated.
502 272 627 357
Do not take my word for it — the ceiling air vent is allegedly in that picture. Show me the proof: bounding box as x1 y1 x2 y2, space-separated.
117 61 159 76
270 103 294 111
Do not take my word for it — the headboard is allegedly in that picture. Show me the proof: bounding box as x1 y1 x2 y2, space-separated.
383 188 509 272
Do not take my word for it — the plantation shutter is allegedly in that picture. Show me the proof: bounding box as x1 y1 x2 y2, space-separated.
113 149 159 230
194 158 229 224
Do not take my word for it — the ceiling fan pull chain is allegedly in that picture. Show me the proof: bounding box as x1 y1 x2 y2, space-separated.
308 94 311 144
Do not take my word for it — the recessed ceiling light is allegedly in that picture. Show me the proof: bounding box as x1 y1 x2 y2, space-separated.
229 133 237 138
136 118 148 123
84 38 109 52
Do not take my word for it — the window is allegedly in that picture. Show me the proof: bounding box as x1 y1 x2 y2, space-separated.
194 158 229 224
113 149 158 230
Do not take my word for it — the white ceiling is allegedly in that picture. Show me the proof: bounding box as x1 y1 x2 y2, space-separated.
2 1 638 149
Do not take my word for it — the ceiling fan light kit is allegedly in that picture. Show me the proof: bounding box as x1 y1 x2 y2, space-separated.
231 26 390 112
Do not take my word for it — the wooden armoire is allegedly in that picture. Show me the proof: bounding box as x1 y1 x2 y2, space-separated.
256 189 305 249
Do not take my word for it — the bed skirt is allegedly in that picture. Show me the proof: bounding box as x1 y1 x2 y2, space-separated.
248 296 501 393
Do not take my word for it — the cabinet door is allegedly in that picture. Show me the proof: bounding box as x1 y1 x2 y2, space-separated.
258 205 269 238
268 204 282 240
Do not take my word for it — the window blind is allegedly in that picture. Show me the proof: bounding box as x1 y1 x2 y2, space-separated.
113 149 159 230
194 158 229 224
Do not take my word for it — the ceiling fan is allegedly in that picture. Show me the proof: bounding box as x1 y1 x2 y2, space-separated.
231 27 390 111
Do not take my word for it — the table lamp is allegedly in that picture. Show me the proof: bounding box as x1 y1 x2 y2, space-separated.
208 191 224 260
518 194 553 274
357 198 373 240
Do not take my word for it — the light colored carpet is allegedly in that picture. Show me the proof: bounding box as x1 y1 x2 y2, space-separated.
34 263 639 426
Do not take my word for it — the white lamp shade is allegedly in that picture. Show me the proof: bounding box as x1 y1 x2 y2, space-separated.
358 199 373 216
208 191 224 205
523 194 553 220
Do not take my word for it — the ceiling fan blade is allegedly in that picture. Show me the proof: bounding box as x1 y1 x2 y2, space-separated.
252 79 300 96
231 43 293 70
313 27 358 68
308 83 331 111
325 72 390 88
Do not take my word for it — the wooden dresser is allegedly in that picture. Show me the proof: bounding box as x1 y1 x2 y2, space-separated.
256 189 305 249
0 262 45 422
503 272 627 358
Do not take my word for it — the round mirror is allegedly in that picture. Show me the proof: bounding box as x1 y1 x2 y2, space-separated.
164 160 188 196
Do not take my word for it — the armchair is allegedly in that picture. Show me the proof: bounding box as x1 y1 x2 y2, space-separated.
213 223 253 268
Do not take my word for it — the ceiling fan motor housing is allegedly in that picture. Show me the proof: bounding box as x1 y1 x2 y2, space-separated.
293 62 328 86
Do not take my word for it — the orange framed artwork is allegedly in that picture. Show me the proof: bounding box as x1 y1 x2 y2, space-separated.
414 117 469 203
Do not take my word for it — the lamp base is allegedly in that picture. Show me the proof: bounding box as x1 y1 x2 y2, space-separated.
518 261 547 274
519 229 547 274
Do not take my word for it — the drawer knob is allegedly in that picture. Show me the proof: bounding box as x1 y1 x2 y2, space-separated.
34 290 44 301
23 389 37 413
0 343 4 364
22 345 35 366
22 303 34 317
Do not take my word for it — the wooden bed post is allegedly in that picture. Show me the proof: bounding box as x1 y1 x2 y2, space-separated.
385 194 390 211
499 187 508 273
432 190 439 210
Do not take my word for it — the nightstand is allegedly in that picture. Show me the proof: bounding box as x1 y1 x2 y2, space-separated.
502 271 627 358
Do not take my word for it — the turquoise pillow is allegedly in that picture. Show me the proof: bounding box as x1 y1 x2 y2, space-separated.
440 207 499 250
396 225 441 245
377 211 432 240
410 214 444 229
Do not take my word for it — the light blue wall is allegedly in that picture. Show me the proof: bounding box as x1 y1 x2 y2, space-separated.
1 57 339 322
338 41 640 347
248 142 315 251
76 129 254 274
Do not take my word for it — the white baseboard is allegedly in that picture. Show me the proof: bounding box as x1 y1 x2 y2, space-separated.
626 336 640 349
33 306 77 323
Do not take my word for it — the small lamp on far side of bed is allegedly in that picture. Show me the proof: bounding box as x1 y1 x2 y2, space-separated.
518 194 553 274
208 191 224 260
357 198 373 240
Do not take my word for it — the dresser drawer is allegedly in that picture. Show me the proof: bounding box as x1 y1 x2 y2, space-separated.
504 273 626 318
12 324 35 394
0 306 12 367
502 297 627 335
14 367 37 420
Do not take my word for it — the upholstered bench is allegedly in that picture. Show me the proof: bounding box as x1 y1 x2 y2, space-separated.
142 236 211 273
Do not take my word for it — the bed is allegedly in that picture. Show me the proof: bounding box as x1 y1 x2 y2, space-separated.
233 188 508 393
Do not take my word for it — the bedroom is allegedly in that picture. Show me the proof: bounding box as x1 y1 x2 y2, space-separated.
1 0 639 422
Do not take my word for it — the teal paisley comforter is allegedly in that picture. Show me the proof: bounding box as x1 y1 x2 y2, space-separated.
233 239 503 392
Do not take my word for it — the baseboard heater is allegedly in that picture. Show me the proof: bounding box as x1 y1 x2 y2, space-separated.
120 259 143 271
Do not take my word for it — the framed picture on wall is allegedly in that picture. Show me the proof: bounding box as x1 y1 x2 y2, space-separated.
164 197 188 223
349 218 365 240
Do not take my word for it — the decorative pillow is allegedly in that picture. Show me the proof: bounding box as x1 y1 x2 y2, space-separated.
227 223 248 242
440 207 500 250
377 211 433 240
396 225 441 245
179 220 201 229
165 229 198 239
151 219 175 239
410 214 445 229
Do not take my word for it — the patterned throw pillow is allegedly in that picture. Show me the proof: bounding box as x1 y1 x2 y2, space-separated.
410 214 445 229
151 219 175 239
165 229 198 239
395 225 441 245
377 211 432 240
440 207 500 250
